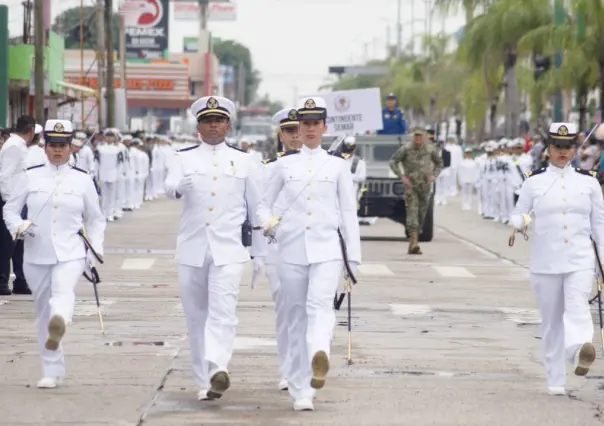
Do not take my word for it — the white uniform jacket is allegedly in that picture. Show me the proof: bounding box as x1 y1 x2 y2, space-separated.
510 165 604 274
164 141 263 267
257 145 361 266
0 134 28 202
2 163 106 265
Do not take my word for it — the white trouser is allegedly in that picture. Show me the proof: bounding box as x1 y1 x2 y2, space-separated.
435 174 448 205
178 249 245 390
24 259 85 378
485 179 498 218
136 177 146 207
265 263 290 381
145 172 154 199
476 183 483 215
447 168 458 196
531 269 594 387
124 177 136 209
116 177 126 213
498 178 511 222
153 168 164 196
460 183 473 210
278 260 343 401
100 181 116 219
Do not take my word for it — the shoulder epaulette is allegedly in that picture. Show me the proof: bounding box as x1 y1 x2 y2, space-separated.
575 168 597 177
524 168 546 178
227 144 245 153
70 166 89 174
263 157 278 164
26 164 44 170
281 149 300 157
327 150 349 160
177 145 199 153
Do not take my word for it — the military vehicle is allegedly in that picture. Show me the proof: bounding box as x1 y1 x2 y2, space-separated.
322 135 435 242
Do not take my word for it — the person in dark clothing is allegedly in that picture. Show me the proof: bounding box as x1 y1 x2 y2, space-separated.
377 93 407 135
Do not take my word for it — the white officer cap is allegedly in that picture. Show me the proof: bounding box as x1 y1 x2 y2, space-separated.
464 147 472 153
344 136 356 146
296 97 327 120
272 108 300 129
514 137 525 148
122 134 133 141
43 119 74 143
34 124 43 135
75 131 87 140
71 138 83 148
548 122 578 145
191 96 236 122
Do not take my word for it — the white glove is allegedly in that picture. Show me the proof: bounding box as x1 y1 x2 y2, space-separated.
177 176 194 195
251 257 265 289
14 220 34 240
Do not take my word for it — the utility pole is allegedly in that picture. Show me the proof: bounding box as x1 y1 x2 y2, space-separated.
396 0 402 58
96 1 105 130
199 0 210 96
34 0 45 122
237 61 245 105
553 0 564 122
80 0 85 129
105 0 115 127
0 6 8 127
119 16 126 90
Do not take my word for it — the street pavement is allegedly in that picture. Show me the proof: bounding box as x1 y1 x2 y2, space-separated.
2 196 604 425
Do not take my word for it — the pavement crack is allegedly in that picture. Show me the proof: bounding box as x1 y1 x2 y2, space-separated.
136 348 180 426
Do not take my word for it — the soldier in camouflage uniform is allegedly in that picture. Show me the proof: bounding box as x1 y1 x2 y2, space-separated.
388 128 443 254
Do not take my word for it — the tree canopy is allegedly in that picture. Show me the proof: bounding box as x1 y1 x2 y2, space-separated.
212 37 260 105
52 6 119 50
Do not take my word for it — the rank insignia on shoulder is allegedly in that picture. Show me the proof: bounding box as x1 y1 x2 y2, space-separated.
177 145 199 153
263 157 278 165
575 168 597 177
26 164 44 170
281 149 300 157
524 168 545 178
327 151 349 160
70 166 89 174
227 144 246 153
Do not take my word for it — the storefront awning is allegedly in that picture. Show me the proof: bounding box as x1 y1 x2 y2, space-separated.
56 81 97 97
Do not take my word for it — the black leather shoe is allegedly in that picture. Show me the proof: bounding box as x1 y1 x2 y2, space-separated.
12 286 32 295
0 286 12 296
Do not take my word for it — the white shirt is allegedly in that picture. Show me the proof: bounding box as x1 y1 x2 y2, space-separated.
257 145 361 266
26 145 47 169
458 158 479 185
0 134 28 201
2 163 106 265
347 155 367 196
164 141 263 267
76 145 96 173
510 165 604 274
97 143 120 183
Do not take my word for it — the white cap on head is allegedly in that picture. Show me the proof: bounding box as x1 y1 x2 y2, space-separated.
75 131 87 140
464 147 472 153
272 108 300 128
548 122 578 141
191 96 236 122
34 124 43 135
122 134 133 141
296 97 327 120
71 139 83 148
43 119 74 143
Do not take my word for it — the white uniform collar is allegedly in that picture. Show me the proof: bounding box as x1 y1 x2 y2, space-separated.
301 144 323 156
547 162 573 176
46 162 71 173
200 140 228 151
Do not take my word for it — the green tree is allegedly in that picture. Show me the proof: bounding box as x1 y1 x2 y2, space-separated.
52 6 119 51
212 38 260 105
254 94 284 115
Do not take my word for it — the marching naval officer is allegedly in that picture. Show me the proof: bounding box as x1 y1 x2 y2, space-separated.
258 97 361 411
164 96 263 401
510 122 604 395
253 107 303 392
2 119 105 389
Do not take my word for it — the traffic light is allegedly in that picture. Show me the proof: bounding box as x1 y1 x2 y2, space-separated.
533 53 551 80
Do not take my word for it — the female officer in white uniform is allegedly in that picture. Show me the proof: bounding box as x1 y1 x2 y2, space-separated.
2 119 105 389
510 122 604 395
254 107 302 391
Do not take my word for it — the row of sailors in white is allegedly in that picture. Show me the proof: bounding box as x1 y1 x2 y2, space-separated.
509 122 604 395
164 95 361 412
2 119 106 389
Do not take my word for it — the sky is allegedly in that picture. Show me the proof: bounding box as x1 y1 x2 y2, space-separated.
6 0 465 106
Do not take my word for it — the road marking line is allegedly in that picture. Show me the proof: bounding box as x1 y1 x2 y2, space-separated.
358 264 395 276
390 303 432 316
458 239 498 259
234 337 277 350
433 266 475 278
121 258 156 270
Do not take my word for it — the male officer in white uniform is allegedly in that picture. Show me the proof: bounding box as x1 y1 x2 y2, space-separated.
2 119 105 388
510 122 604 395
26 124 46 168
164 95 263 401
97 129 121 221
253 107 303 391
258 97 361 412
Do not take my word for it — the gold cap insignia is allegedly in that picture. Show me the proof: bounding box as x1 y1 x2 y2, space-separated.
287 109 298 120
54 122 64 132
558 125 568 136
206 97 219 109
304 99 316 109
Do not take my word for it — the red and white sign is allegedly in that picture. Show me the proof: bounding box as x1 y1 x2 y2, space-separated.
173 1 237 22
120 0 164 27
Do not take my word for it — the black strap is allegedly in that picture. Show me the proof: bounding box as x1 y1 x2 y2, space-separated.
337 229 357 284
351 156 360 174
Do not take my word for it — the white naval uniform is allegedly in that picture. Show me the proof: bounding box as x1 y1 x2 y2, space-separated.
474 153 487 215
164 141 262 392
496 153 514 222
26 145 47 168
133 148 149 209
444 143 462 196
97 143 120 220
115 143 128 217
347 155 367 203
2 163 105 379
258 145 361 403
510 165 604 389
457 157 479 210
257 155 291 386
75 144 96 174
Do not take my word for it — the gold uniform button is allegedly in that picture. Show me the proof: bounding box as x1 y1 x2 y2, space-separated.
213 176 218 181
565 239 568 244
214 163 219 167
564 225 567 230
307 212 312 216
307 196 311 200
206 222 210 226
562 211 566 215
308 169 312 172
53 205 58 209
306 226 310 230
209 207 214 212
211 192 216 196
562 186 566 190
